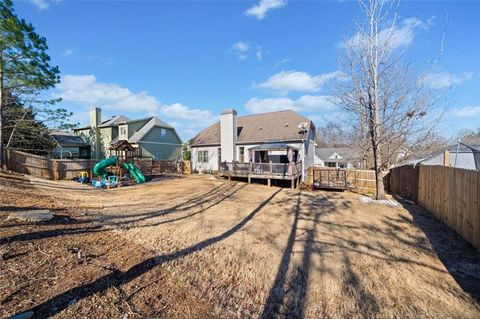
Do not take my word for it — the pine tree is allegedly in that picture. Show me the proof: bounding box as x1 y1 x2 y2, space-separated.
0 0 62 166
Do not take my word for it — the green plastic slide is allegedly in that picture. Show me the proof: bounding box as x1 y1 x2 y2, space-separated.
123 162 146 184
93 156 118 178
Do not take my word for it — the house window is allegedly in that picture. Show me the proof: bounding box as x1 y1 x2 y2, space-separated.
326 162 336 168
120 126 127 137
218 147 221 163
160 128 167 138
155 152 163 160
198 150 208 163
239 147 245 163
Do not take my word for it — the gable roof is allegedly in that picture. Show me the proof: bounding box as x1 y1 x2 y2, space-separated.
189 110 314 146
129 117 180 143
98 115 130 128
118 116 173 128
74 115 130 131
315 147 361 163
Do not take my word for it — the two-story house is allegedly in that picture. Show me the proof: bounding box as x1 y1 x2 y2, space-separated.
74 107 182 160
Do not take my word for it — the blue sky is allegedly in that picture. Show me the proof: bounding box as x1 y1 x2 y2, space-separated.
14 0 480 140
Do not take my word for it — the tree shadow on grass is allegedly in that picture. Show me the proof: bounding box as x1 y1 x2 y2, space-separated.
261 192 351 318
392 196 480 303
0 183 247 244
13 189 282 319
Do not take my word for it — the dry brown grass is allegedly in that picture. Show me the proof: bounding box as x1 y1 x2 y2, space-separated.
1 172 479 318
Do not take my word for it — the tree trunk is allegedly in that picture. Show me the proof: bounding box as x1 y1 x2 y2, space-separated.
0 50 3 169
373 147 386 199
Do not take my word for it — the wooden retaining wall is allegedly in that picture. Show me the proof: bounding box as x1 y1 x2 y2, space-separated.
4 150 191 180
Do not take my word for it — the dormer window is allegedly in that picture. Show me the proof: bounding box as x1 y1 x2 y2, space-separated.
119 126 127 137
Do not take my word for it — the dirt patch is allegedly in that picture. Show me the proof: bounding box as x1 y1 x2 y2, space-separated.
1 171 479 318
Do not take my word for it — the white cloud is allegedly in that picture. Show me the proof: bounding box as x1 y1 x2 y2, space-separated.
30 0 49 10
55 74 215 138
421 72 474 89
85 55 113 66
452 105 480 118
160 103 215 123
258 70 344 93
256 46 263 60
30 0 61 10
245 0 286 20
232 41 250 60
344 17 428 51
245 95 338 113
275 58 290 67
63 49 75 56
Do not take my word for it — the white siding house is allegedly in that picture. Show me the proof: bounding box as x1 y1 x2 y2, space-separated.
189 109 316 181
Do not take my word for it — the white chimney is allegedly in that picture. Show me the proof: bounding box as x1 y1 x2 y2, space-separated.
90 107 102 127
220 108 237 162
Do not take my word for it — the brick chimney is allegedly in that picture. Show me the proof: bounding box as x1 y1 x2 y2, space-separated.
220 108 237 162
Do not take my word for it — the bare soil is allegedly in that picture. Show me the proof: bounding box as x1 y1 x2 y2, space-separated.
1 172 479 318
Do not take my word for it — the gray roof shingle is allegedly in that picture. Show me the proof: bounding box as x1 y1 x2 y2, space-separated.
189 110 313 146
50 131 90 147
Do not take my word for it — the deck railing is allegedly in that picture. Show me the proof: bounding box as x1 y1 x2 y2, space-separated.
219 161 302 177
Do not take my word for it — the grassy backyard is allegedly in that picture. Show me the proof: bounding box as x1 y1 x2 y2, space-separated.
1 172 479 318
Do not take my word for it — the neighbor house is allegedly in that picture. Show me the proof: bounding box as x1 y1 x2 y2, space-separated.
314 147 362 169
189 109 316 182
407 143 480 170
50 130 91 159
74 107 182 160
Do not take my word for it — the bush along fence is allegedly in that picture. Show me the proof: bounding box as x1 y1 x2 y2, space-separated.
3 149 191 180
389 164 480 250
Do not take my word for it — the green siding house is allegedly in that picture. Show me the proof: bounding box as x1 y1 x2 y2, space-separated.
74 107 182 160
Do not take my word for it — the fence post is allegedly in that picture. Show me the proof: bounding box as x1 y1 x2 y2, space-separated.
443 150 450 166
53 160 59 180
269 160 272 174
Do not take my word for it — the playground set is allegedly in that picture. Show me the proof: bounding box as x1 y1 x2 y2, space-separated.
73 156 146 189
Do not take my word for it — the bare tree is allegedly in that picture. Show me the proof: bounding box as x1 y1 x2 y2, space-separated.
316 121 349 147
334 0 441 199
457 128 480 146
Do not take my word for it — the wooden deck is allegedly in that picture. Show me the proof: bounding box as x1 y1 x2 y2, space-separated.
218 162 303 188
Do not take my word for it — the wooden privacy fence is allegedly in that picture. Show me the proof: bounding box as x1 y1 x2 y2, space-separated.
4 150 191 180
307 167 377 193
389 165 419 202
138 159 191 176
417 165 480 250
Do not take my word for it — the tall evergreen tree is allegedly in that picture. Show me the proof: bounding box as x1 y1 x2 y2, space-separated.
0 0 62 165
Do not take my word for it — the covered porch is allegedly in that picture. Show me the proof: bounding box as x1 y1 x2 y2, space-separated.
218 142 303 188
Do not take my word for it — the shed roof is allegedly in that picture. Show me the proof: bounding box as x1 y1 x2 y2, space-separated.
50 131 90 148
249 142 299 151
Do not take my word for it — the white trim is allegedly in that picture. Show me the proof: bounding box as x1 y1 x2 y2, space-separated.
136 141 182 146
